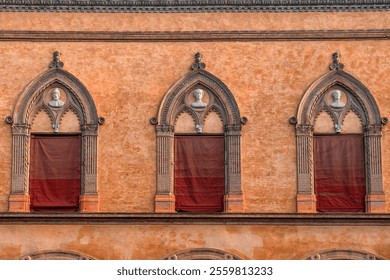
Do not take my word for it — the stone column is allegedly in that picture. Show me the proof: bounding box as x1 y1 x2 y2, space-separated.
79 124 99 212
296 124 316 213
9 124 30 212
155 125 175 212
364 125 385 213
224 125 243 212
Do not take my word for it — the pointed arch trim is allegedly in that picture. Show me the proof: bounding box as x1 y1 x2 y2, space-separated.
157 69 241 127
154 54 245 213
8 56 100 213
294 61 385 213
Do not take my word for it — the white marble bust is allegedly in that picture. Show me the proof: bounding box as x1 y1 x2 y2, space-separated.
330 89 345 109
191 88 207 108
48 88 65 108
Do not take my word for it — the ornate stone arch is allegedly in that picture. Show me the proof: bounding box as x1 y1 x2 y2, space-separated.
152 53 246 212
7 52 103 212
292 53 386 213
20 249 96 260
164 248 243 260
305 249 385 260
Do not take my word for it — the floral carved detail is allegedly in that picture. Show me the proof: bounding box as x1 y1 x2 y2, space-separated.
329 52 344 71
49 51 64 69
191 52 206 70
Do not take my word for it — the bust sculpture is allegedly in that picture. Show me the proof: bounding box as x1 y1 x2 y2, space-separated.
48 88 65 108
330 89 345 109
191 88 207 108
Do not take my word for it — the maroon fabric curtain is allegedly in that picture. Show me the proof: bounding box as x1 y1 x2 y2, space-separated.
175 136 225 212
314 135 365 212
29 136 81 212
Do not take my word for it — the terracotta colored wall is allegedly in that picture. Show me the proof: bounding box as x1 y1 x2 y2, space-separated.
1 12 390 31
0 12 389 213
0 223 389 260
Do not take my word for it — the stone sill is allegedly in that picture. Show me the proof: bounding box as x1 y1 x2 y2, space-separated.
1 212 390 225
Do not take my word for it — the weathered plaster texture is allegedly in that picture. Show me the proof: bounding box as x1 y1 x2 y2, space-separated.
0 12 389 213
0 224 389 260
0 12 389 31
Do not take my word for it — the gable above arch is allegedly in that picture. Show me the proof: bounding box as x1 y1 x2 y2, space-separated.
296 52 382 133
156 53 242 133
11 52 99 133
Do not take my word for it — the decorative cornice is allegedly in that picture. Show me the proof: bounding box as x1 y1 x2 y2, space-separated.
0 29 389 42
0 213 390 225
0 1 389 13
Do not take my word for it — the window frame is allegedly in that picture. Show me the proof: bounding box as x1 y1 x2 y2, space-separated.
153 53 245 213
8 52 101 212
293 53 385 213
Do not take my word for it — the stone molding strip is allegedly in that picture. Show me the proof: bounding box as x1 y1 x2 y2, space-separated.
0 1 389 13
0 213 390 225
0 29 389 42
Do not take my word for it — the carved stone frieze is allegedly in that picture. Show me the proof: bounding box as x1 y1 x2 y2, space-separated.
82 124 99 136
365 124 382 135
9 52 100 212
156 124 174 133
296 124 313 136
11 124 30 136
0 0 389 13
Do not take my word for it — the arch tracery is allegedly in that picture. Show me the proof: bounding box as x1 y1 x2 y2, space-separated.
153 53 245 212
8 52 101 212
293 52 386 213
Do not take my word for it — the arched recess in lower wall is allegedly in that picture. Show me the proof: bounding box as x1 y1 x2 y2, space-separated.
305 249 385 260
20 250 96 260
164 248 243 260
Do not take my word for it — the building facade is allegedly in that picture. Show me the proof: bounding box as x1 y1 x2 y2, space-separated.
0 1 390 259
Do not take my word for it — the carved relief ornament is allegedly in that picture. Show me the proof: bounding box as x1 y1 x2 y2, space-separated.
293 52 386 213
7 52 102 212
153 53 246 212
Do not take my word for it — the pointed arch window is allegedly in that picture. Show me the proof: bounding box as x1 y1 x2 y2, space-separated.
293 53 386 213
7 52 102 212
152 53 246 213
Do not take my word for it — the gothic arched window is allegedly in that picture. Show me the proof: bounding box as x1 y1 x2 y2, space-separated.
293 53 386 213
153 53 246 213
7 52 102 212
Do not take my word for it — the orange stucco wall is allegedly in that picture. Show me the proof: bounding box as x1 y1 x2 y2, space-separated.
0 11 389 213
0 223 389 260
0 9 389 260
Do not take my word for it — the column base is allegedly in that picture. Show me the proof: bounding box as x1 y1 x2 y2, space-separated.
366 193 386 213
224 194 244 213
79 194 99 212
155 194 175 213
297 193 317 213
9 193 30 212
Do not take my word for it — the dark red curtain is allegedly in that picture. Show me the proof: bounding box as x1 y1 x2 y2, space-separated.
175 136 225 212
29 136 81 212
314 135 365 212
